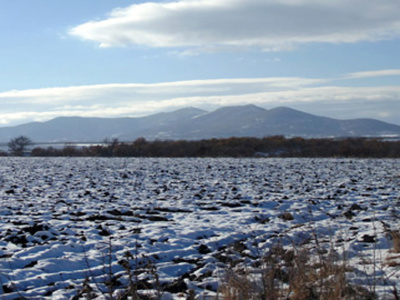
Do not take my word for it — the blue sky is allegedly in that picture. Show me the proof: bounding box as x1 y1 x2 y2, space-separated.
0 0 399 126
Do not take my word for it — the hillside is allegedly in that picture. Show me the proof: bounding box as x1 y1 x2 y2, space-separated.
0 105 399 143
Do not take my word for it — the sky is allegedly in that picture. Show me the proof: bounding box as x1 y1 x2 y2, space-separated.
0 0 399 127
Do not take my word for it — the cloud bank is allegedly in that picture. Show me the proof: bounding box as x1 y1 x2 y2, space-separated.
0 74 399 126
70 0 400 51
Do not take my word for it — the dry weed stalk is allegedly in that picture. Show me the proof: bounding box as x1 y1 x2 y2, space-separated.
76 229 165 300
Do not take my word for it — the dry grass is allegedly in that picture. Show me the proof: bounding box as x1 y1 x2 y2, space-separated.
391 230 400 254
219 269 257 300
385 256 400 268
219 243 376 300
384 230 400 268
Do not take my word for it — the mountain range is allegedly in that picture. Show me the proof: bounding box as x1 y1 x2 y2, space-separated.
0 105 399 143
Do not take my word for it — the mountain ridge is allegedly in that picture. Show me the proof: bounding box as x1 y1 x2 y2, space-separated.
0 105 399 143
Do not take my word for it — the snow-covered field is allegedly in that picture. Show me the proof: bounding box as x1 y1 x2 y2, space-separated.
0 157 399 299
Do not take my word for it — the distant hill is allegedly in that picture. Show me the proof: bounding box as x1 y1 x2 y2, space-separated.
0 105 399 143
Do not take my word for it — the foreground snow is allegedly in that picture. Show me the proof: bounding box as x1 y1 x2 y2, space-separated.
0 157 399 299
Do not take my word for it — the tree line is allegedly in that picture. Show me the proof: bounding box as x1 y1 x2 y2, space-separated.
4 135 397 158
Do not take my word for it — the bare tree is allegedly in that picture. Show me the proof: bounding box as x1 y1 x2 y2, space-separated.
8 135 33 156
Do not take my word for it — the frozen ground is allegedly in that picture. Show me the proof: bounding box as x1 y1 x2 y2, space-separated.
0 157 399 299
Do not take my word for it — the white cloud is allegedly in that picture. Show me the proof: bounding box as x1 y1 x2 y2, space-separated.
346 69 400 79
69 0 400 51
0 77 399 126
0 77 323 104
